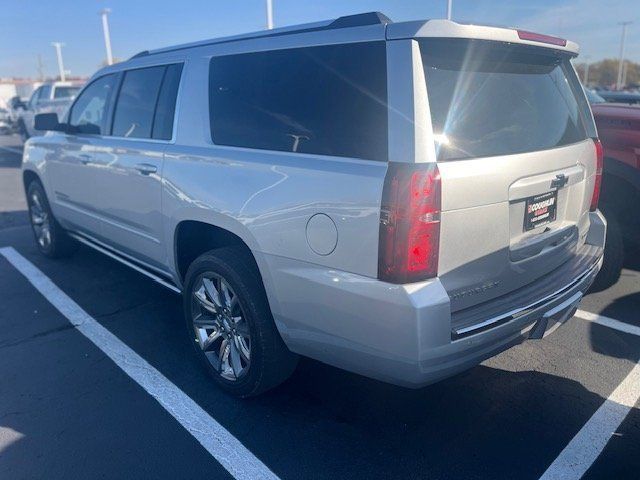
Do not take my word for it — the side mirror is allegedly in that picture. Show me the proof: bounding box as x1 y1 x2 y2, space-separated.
34 113 65 132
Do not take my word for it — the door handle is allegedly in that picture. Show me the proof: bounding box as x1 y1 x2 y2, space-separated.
134 163 157 175
79 154 92 165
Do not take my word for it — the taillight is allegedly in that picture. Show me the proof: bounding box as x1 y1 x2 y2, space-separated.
590 138 603 212
378 162 441 284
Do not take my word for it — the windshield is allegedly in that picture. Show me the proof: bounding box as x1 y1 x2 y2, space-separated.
420 39 592 161
53 86 81 99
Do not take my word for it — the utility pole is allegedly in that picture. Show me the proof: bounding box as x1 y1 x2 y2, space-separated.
101 8 114 65
51 42 66 82
36 54 45 81
446 0 452 20
616 21 632 90
265 0 274 29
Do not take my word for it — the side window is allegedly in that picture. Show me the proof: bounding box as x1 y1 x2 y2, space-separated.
28 88 42 109
69 74 117 135
208 42 388 161
54 86 81 100
39 85 52 102
112 66 165 138
152 63 183 140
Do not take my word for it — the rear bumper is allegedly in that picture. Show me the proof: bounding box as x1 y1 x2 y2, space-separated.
263 211 606 388
415 255 601 387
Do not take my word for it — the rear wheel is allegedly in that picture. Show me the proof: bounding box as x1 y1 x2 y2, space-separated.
591 212 623 292
183 246 298 397
26 180 78 258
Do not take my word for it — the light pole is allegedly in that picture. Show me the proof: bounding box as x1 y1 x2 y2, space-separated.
266 0 274 30
101 8 114 65
616 21 632 89
51 42 66 82
446 0 452 20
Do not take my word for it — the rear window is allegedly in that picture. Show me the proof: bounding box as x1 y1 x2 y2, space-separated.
112 66 166 138
152 63 183 140
209 42 388 161
54 86 80 99
38 85 51 101
420 39 590 161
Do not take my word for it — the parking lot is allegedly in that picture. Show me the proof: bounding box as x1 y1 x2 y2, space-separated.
0 134 638 479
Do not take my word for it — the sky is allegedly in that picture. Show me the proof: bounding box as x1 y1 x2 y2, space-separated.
0 0 637 79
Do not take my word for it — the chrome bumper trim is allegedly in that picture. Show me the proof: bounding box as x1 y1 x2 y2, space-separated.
452 258 601 338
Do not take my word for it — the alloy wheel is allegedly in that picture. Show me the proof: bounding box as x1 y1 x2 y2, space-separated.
29 190 51 249
190 272 251 381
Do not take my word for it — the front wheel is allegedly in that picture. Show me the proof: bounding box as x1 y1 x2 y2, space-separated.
26 180 78 258
18 120 30 142
183 247 298 397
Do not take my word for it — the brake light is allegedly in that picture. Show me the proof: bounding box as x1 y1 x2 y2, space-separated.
517 30 567 47
590 138 604 212
378 163 441 283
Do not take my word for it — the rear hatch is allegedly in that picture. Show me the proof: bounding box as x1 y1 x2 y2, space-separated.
418 38 599 314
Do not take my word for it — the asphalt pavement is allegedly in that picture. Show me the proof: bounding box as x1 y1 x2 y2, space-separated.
0 134 638 479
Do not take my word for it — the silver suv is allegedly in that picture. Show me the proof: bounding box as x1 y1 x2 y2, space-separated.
23 13 606 397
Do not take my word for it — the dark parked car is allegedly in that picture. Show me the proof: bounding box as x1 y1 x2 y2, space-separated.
597 90 640 105
589 100 640 288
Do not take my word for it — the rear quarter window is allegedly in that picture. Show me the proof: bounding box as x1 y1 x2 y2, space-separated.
420 39 590 161
208 42 388 161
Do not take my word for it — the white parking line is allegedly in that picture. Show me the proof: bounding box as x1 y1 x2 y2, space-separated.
539 310 640 480
539 362 640 480
575 309 640 337
0 146 23 155
0 247 279 480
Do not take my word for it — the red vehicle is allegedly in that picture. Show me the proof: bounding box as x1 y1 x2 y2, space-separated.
588 91 640 289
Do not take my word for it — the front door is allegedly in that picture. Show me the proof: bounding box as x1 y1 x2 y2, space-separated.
48 74 118 237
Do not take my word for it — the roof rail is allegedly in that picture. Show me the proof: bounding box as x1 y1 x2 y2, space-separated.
129 12 391 60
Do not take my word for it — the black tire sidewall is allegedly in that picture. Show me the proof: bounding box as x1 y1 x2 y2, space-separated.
592 212 624 292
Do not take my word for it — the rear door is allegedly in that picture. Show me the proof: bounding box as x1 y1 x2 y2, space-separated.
417 39 598 312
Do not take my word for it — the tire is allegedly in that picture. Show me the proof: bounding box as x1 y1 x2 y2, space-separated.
19 120 29 143
591 212 624 292
26 180 78 258
183 246 298 397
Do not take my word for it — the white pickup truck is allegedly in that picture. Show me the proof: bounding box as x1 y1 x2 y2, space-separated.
18 81 83 141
